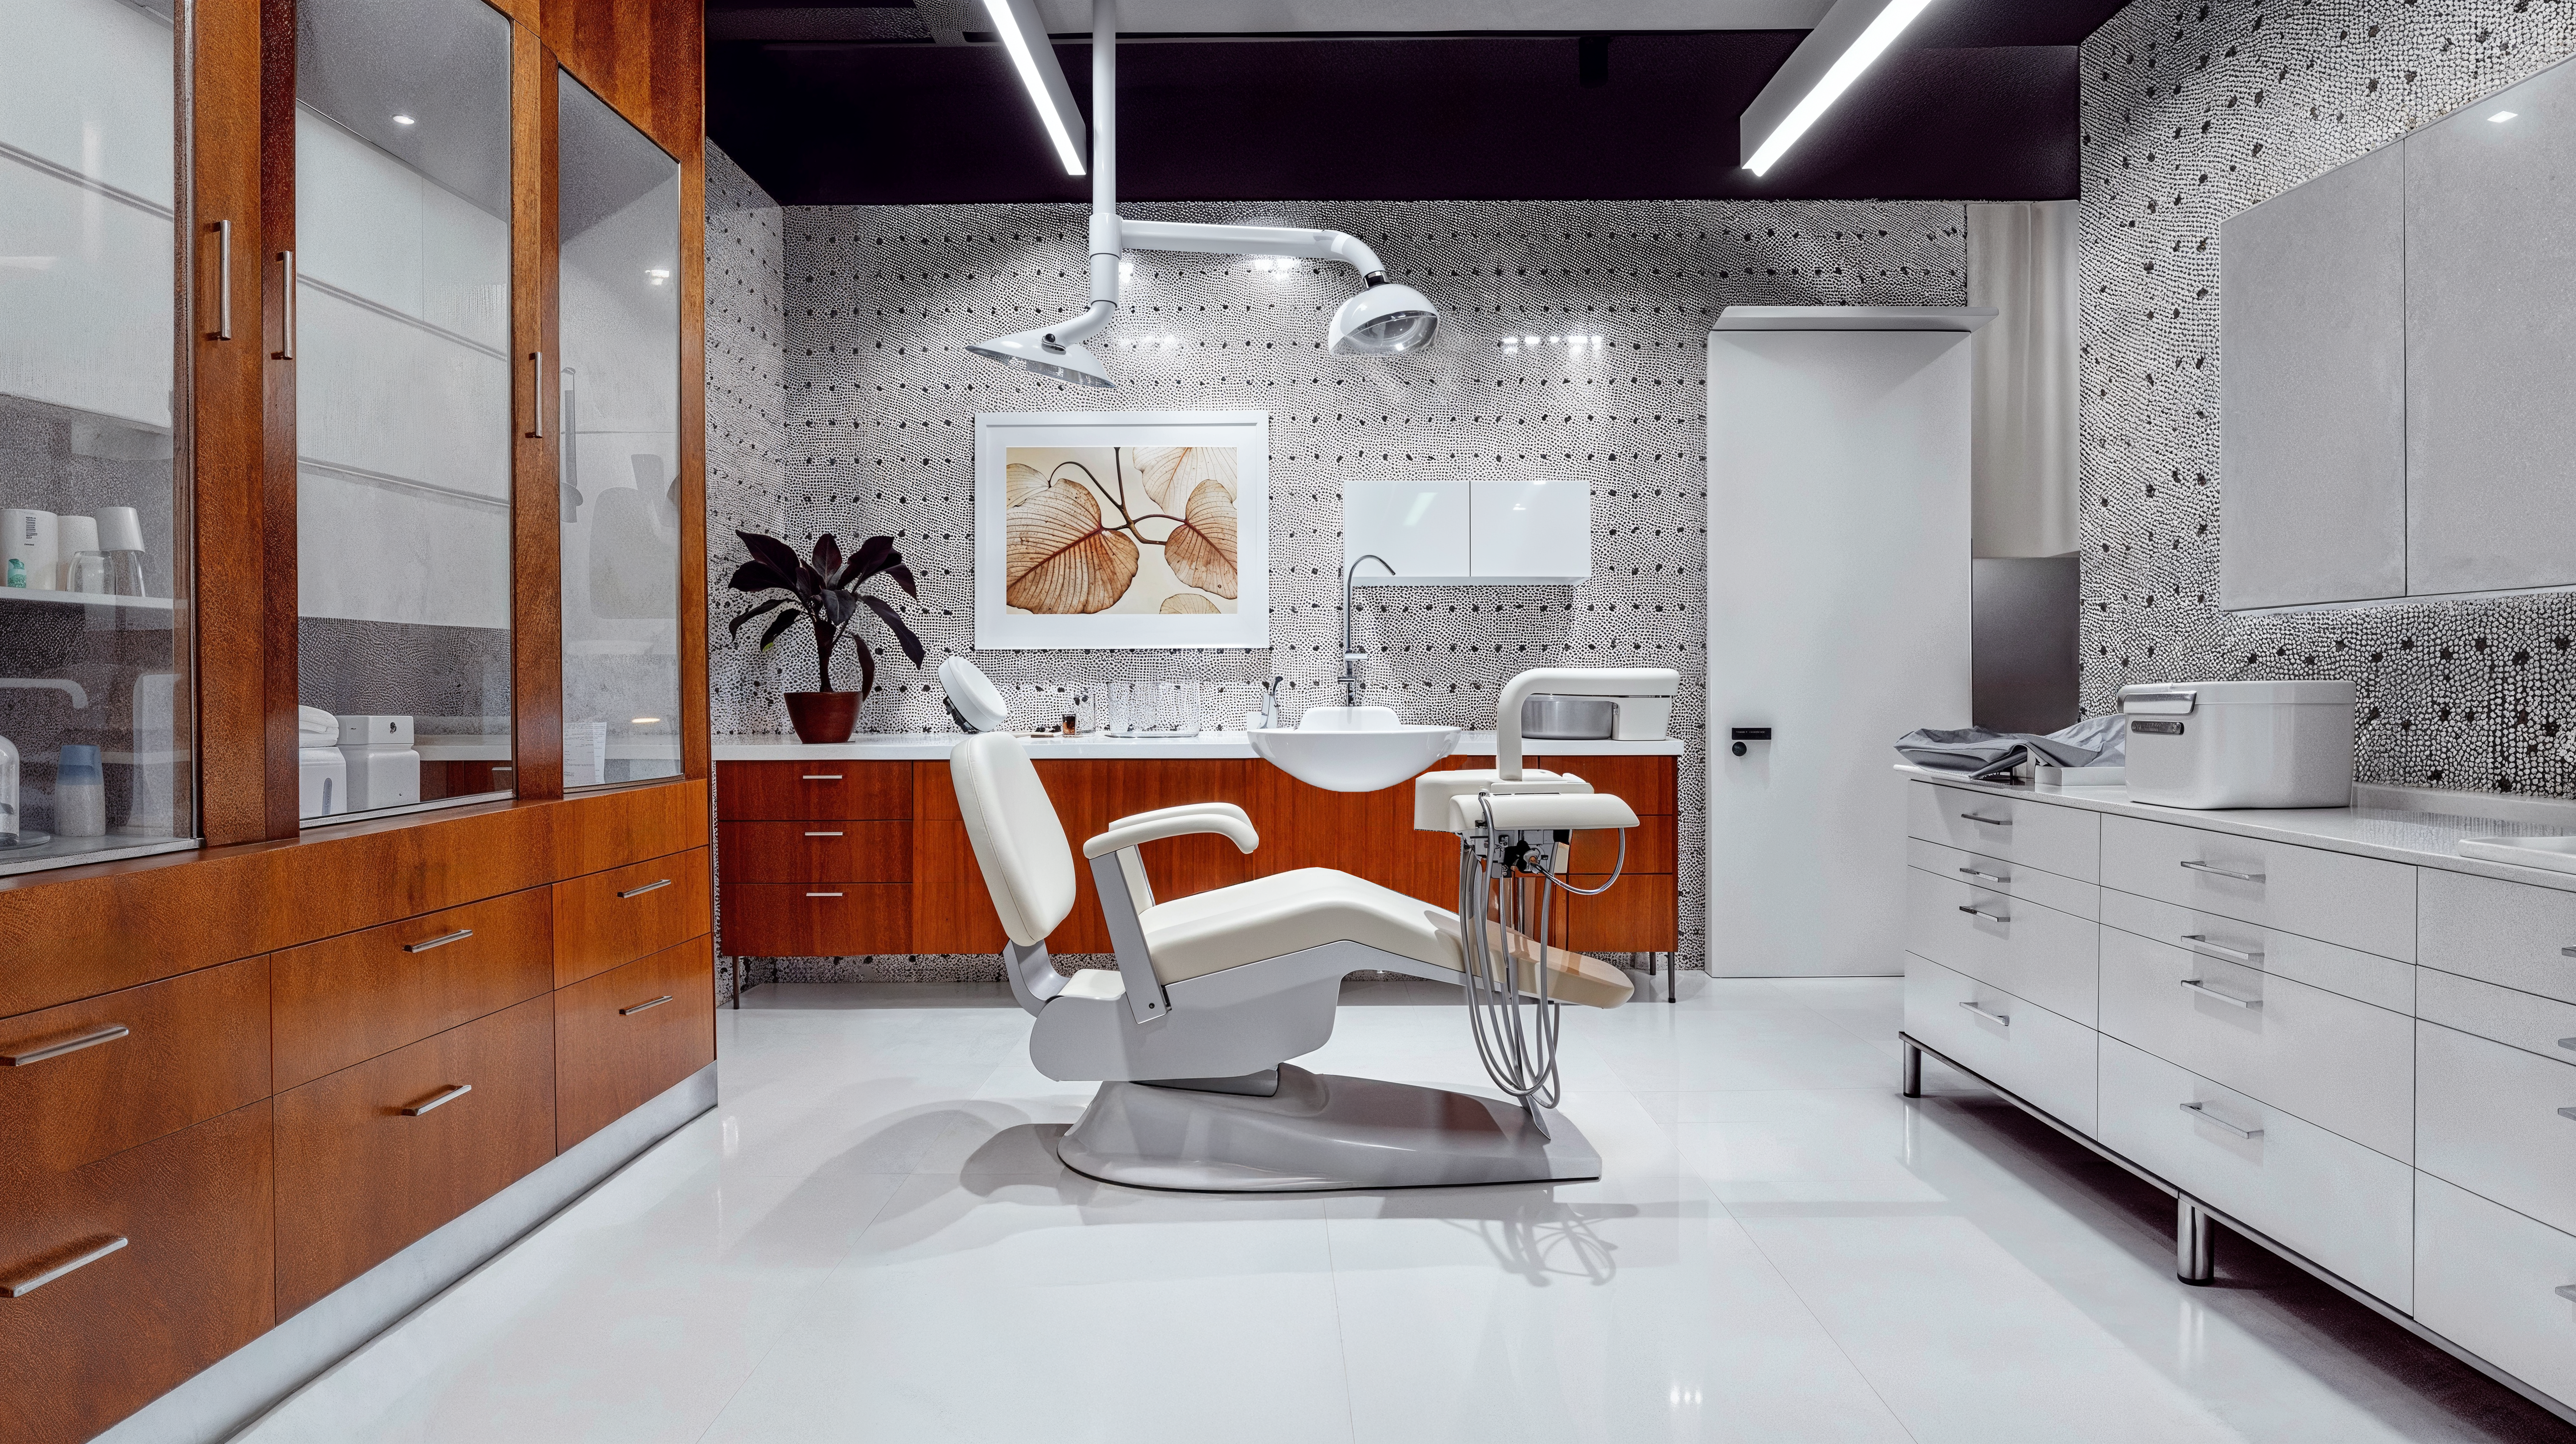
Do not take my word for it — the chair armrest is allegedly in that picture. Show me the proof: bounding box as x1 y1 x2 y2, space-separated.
1083 810 1260 859
1107 802 1252 833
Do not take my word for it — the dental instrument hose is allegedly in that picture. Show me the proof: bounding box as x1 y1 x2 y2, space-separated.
1459 793 1574 1134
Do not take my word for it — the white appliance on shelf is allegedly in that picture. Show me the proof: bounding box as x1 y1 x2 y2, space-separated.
2119 678 2354 809
1706 306 1991 977
336 713 421 812
1345 477 1589 584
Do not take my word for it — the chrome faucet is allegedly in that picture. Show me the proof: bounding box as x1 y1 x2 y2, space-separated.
1341 553 1395 707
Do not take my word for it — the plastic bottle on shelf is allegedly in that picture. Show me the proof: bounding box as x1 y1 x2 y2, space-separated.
54 744 105 837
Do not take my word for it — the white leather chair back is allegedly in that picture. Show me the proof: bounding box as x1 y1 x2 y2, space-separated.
948 732 1077 946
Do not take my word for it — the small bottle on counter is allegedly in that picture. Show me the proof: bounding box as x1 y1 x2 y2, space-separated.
54 744 104 837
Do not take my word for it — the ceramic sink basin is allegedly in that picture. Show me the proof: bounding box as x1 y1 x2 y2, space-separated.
1250 706 1460 793
2457 834 2576 875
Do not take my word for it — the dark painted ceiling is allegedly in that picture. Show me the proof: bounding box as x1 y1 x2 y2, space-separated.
707 0 2131 206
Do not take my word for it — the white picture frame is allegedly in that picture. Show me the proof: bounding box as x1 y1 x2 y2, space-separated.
974 410 1269 650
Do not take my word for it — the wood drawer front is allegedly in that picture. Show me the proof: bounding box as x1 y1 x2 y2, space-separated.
0 1102 273 1444
1906 782 2099 883
2418 1020 2576 1237
1566 814 1675 875
717 760 912 822
2097 1036 2413 1310
1906 837 2099 919
552 779 709 880
272 996 555 1317
720 883 911 956
556 936 714 1151
1531 755 1675 815
2416 967 2576 1062
0 957 270 1185
2098 926 2413 1162
1904 867 2099 1027
272 887 554 1092
2099 815 2415 961
554 848 712 989
1548 872 1679 954
914 882 1009 955
2419 868 2576 1006
2415 1172 2576 1410
719 821 912 884
2098 888 2414 1014
1905 956 2097 1134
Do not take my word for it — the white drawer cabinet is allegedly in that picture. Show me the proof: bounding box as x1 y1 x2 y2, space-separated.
2419 869 2576 1005
2099 888 2414 1013
2418 1020 2576 1236
1905 865 2100 1026
2419 969 2576 1063
1906 837 2099 919
2099 815 2416 961
2416 1173 2576 1410
1906 782 2100 883
2096 1037 2414 1309
2098 926 2413 1161
1904 954 2097 1134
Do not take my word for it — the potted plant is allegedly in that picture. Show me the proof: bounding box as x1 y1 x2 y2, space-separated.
726 530 927 743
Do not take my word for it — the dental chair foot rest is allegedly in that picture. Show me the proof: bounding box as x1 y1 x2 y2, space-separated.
1058 1064 1602 1192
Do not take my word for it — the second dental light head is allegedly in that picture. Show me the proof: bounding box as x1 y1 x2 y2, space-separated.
967 0 1439 389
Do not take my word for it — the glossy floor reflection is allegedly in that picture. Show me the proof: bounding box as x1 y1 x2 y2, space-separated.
236 977 2571 1444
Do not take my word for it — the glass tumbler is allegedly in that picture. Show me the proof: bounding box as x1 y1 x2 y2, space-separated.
1107 681 1134 736
66 551 108 595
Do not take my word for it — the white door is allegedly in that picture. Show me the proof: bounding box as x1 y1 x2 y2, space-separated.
1706 324 1975 976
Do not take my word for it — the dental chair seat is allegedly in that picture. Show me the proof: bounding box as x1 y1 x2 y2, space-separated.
1138 866 1633 1009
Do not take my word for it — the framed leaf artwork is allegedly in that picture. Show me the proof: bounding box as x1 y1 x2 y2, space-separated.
973 410 1270 649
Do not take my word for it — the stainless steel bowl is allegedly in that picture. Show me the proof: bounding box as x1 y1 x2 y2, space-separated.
1519 694 1617 740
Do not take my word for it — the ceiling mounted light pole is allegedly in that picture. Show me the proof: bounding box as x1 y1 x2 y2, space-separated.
983 0 1086 176
1739 0 1936 178
968 0 1440 389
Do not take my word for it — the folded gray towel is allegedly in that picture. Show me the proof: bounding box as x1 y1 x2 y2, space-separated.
1894 726 2105 781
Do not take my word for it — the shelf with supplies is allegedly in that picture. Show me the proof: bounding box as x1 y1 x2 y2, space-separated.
0 586 172 613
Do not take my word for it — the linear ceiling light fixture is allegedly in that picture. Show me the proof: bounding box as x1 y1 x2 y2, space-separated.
1740 0 1936 178
967 0 1439 390
984 0 1086 176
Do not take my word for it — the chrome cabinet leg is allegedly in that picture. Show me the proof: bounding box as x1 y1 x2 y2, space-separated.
1665 952 1677 1004
1900 1038 1923 1098
2177 1196 2216 1285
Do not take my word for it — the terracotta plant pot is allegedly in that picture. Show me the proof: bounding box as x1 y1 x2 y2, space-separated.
784 690 862 744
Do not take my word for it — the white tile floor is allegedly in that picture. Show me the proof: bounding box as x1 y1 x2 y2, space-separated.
237 977 2572 1444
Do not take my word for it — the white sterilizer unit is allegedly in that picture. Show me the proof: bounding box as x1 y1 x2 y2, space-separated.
2117 679 2354 809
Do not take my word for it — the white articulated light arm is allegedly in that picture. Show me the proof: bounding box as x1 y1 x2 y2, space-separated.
1117 220 1390 281
1494 667 1681 781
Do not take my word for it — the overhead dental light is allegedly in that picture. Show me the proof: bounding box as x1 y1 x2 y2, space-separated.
968 0 1439 388
1740 0 1936 178
981 0 1086 175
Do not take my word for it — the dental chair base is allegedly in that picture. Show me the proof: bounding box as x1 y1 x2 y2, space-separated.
1059 1064 1602 1192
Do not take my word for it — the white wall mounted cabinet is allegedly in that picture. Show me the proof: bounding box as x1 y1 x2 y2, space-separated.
1344 477 1587 584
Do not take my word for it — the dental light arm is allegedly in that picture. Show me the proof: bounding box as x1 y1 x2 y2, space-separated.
1119 220 1392 282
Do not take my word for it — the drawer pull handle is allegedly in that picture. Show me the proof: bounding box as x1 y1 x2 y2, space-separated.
806 891 844 898
2558 1285 2576 1303
2561 1039 2576 1053
2179 933 2262 963
1958 811 2012 827
801 774 843 781
1956 866 2009 884
1 1022 130 1067
2180 860 2266 884
2557 1108 2576 1122
804 830 845 837
403 928 474 954
617 878 673 899
2179 978 2262 1010
2561 947 2576 959
1956 905 2010 923
402 1083 473 1117
3 1236 128 1298
2180 1100 2262 1140
621 995 674 1017
1955 1000 2010 1027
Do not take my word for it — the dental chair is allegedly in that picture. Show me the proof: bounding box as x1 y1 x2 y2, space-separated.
947 665 1680 1192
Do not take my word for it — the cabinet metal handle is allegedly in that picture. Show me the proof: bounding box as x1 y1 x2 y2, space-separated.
2557 1107 2576 1122
806 891 844 898
403 928 474 954
2557 1285 2576 1303
1956 866 2009 884
620 995 673 1017
275 250 295 359
804 830 844 837
2180 1100 2262 1139
2560 1038 2576 1053
1956 905 2009 923
2179 978 2262 1010
2180 860 2265 883
2560 946 2576 959
617 878 672 899
1956 1000 2009 1027
527 350 545 437
2180 933 2262 963
3 1236 127 1298
1958 811 2012 827
1 1022 130 1067
801 774 843 781
211 219 232 339
402 1083 473 1116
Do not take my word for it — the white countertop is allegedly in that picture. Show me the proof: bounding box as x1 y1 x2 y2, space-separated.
1899 763 2576 892
714 730 1686 763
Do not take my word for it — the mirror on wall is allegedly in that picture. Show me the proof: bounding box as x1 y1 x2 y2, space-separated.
555 69 681 788
291 0 515 820
0 0 197 875
2222 50 2576 611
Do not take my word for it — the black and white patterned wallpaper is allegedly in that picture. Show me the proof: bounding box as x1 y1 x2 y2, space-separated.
2081 0 2576 793
704 145 1970 984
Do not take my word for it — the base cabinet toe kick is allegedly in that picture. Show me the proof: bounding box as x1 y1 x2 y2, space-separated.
1900 776 2576 1428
